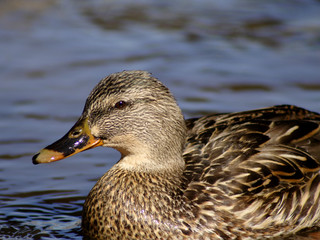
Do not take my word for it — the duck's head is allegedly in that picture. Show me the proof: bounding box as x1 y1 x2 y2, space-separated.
33 71 186 172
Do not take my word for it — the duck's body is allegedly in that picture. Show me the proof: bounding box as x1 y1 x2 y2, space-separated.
33 71 320 239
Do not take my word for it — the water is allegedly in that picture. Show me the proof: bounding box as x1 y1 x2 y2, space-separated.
1 0 320 239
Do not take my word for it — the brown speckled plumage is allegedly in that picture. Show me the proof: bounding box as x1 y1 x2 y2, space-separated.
33 71 320 240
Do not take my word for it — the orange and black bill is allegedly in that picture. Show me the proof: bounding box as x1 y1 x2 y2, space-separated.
32 118 102 165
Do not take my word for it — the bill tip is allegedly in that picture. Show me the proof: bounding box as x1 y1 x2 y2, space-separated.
32 153 40 165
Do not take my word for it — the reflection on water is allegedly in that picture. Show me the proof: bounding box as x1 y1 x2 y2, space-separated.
1 190 82 239
1 0 320 239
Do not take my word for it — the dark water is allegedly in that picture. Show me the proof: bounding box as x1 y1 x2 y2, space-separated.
1 0 320 239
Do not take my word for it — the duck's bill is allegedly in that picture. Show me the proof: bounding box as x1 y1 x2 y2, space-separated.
32 118 103 165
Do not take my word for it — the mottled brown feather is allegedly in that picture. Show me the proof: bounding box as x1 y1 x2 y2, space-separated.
181 105 320 239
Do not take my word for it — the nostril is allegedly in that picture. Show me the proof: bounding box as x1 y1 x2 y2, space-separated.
70 128 83 138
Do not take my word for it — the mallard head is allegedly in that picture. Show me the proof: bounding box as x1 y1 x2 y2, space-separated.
33 71 186 172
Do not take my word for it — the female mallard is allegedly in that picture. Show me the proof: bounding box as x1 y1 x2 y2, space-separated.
33 70 320 239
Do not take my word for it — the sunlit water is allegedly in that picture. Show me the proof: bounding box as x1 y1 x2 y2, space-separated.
1 0 320 239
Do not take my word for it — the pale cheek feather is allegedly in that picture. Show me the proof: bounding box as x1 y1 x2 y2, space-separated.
90 125 100 138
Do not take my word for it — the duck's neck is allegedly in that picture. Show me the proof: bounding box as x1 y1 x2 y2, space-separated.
108 164 184 197
108 129 186 174
94 163 186 208
82 165 188 239
117 151 186 174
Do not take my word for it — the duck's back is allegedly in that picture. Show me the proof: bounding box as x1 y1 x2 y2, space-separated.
181 105 320 238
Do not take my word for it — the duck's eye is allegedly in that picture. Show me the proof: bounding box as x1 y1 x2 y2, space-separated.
114 101 127 109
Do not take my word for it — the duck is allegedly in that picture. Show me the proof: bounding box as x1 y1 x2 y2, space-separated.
32 70 320 240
